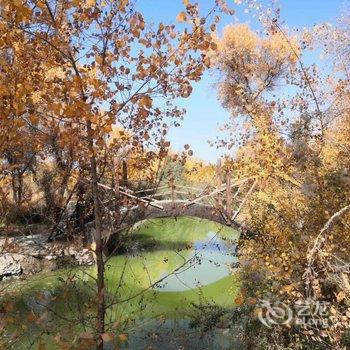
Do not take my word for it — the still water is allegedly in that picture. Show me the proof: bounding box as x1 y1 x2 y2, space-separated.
2 217 241 349
154 231 237 292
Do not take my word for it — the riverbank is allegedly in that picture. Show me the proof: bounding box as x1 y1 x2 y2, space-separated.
0 224 94 281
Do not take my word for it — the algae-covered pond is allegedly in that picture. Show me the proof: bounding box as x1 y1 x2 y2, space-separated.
1 217 241 349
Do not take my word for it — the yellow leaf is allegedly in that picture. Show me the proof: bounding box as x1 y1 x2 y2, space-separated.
118 333 128 342
176 11 186 23
14 119 25 127
330 306 337 316
247 297 257 305
86 0 96 7
234 295 244 305
210 42 218 50
282 284 294 293
26 312 36 322
101 332 114 342
54 334 61 343
132 29 140 38
103 124 112 133
254 307 263 317
29 114 39 125
95 55 103 65
139 95 152 109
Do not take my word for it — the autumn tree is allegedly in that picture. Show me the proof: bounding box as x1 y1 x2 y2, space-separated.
211 23 299 182
210 14 350 350
0 0 231 348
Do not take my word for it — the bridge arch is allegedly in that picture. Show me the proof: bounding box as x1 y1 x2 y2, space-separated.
88 173 255 244
121 200 228 226
99 200 244 254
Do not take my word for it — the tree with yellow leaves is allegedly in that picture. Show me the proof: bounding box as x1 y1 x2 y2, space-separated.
0 0 232 348
210 16 350 350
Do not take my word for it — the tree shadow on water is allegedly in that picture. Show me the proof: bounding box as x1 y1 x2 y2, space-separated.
111 233 193 255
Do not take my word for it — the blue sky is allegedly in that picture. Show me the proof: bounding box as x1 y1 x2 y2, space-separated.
139 0 348 162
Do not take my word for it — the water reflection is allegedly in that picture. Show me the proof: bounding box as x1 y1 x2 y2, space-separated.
116 318 242 350
155 231 237 292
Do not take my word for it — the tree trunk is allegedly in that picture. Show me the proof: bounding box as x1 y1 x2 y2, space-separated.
87 123 105 350
216 158 222 208
226 171 232 222
121 158 128 187
76 168 86 241
90 155 105 350
113 157 121 228
12 172 23 208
